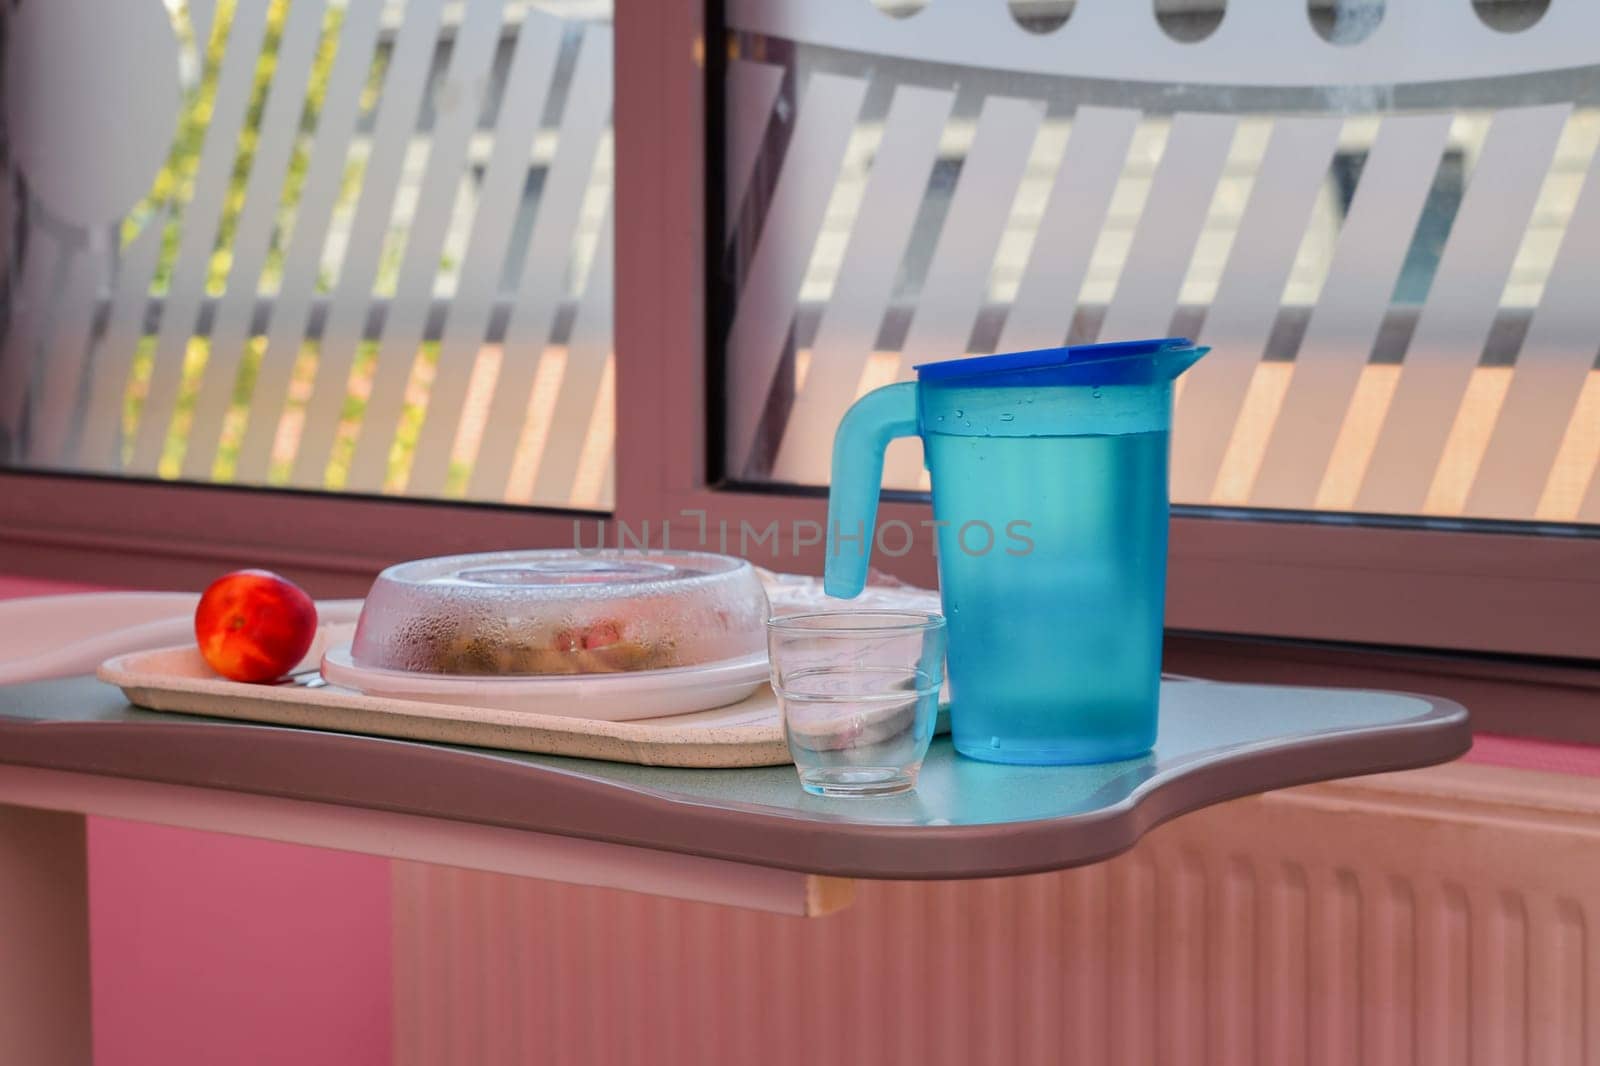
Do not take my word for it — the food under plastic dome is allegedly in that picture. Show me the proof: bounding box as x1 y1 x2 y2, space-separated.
350 550 770 676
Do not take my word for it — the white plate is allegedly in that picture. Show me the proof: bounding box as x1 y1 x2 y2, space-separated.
320 644 769 721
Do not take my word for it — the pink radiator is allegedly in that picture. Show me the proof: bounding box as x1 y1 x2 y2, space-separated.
393 762 1600 1065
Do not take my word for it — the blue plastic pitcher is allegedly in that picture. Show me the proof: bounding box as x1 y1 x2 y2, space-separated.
823 338 1208 765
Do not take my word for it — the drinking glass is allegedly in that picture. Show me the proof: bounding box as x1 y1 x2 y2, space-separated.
766 611 946 796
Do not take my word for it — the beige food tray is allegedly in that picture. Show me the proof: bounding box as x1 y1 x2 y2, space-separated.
98 627 791 769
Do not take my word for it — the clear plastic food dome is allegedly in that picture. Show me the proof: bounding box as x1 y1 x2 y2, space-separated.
349 550 770 677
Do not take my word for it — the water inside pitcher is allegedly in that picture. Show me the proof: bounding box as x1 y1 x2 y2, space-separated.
824 338 1208 765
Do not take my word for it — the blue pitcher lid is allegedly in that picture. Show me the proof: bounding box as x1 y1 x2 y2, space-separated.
914 337 1197 383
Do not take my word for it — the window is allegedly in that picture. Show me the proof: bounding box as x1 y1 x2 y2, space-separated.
1 0 614 509
3 0 1597 661
703 0 1600 658
717 0 1600 529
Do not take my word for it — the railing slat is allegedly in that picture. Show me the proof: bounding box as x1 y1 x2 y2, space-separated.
1579 443 1600 524
1355 103 1570 515
1096 112 1237 345
75 217 167 470
995 105 1139 354
27 245 102 467
891 94 1046 377
0 227 61 446
181 0 329 482
882 93 1045 486
724 59 786 243
287 0 446 488
567 356 616 510
467 22 613 502
597 440 616 512
1171 116 1341 503
233 0 386 484
1250 113 1453 510
128 0 272 474
532 208 613 505
1467 139 1600 519
769 84 954 485
723 70 870 479
405 10 566 498
343 0 508 494
187 0 216 52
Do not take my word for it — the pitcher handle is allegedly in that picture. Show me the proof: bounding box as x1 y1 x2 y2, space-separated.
823 381 919 598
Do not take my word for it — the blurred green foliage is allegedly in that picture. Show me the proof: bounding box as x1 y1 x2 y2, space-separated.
115 2 602 500
122 0 380 484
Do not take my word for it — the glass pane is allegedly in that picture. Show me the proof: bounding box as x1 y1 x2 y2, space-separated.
0 0 614 510
718 0 1600 527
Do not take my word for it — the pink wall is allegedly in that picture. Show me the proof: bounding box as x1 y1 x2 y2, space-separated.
89 821 390 1066
1 577 391 1066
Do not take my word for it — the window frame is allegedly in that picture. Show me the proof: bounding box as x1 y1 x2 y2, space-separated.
1 0 1597 662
